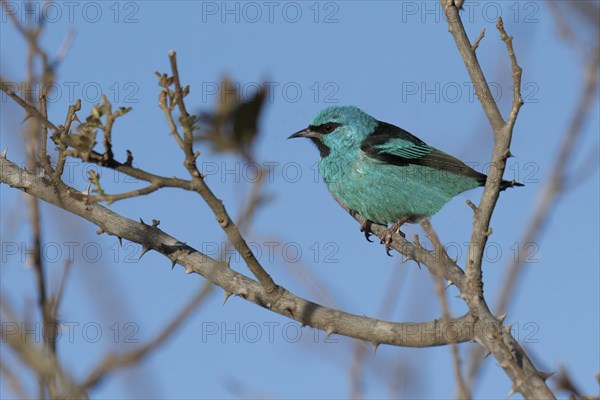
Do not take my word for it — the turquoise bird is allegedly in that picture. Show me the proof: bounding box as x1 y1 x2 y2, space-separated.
289 106 523 254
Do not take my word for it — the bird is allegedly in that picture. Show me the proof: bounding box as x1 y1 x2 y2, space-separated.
289 106 523 254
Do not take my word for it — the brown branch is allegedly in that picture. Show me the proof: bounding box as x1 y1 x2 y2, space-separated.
160 52 280 298
435 2 552 397
48 260 73 320
86 182 163 204
2 76 280 300
1 296 86 399
435 275 470 399
346 209 466 290
466 37 600 389
0 362 29 399
0 80 61 135
471 27 486 52
498 18 524 129
81 282 214 390
9 10 63 396
1 156 478 349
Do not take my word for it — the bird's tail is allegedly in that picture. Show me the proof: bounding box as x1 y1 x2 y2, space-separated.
477 175 524 191
499 179 524 191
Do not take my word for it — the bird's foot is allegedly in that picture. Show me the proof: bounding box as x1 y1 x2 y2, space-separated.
381 217 410 256
360 219 374 242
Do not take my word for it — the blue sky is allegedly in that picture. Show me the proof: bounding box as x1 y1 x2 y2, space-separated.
1 1 599 399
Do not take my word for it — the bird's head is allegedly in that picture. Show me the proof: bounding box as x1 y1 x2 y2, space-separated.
288 106 378 157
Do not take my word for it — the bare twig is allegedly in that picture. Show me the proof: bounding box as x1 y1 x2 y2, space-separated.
0 362 29 399
435 275 470 399
81 282 214 389
471 27 485 52
1 296 86 399
434 2 552 397
160 52 280 298
466 38 600 390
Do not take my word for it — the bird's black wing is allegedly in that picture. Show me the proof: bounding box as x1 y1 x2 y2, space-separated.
360 121 487 183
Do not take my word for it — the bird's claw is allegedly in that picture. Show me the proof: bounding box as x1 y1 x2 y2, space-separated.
359 219 373 242
380 217 409 256
381 229 405 256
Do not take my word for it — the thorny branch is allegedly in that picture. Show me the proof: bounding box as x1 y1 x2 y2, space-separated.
466 33 600 393
0 1 568 398
158 52 280 298
428 1 553 398
0 155 477 350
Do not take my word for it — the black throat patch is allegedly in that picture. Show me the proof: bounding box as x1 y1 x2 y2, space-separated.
309 137 330 157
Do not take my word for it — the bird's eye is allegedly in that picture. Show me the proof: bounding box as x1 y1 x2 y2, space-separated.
324 123 335 133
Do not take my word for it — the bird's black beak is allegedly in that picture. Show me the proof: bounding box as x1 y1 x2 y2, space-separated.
288 127 320 139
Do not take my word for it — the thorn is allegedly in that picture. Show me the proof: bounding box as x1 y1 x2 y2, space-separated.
125 149 134 166
484 227 493 237
537 370 555 381
503 324 513 334
152 219 160 227
81 183 91 196
325 326 335 340
507 385 517 397
139 245 151 260
21 111 33 124
184 266 193 274
457 293 467 300
371 341 380 353
72 113 80 123
140 218 147 225
445 280 453 289
401 255 421 269
117 236 122 246
171 259 177 270
497 313 507 324
0 148 7 158
466 199 478 212
413 233 420 247
223 291 233 305
483 349 492 359
225 256 232 268
96 228 105 235
192 150 201 160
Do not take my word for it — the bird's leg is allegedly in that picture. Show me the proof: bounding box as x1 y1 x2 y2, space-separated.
359 219 374 242
381 217 410 256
